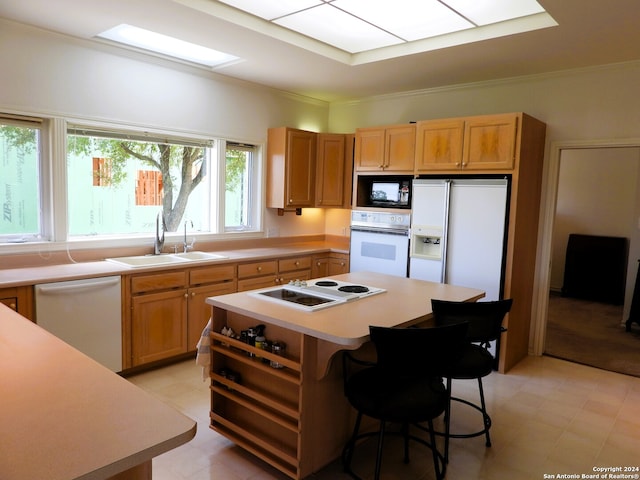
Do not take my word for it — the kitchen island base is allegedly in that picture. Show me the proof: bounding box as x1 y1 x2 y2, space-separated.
206 272 484 479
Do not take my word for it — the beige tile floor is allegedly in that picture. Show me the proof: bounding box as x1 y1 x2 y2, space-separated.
127 355 640 480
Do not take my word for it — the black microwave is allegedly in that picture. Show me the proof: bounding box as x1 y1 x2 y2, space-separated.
369 179 411 208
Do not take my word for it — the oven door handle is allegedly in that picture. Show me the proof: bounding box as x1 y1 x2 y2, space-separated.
350 226 409 236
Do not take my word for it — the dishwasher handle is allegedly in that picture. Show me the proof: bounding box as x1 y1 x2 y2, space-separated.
35 277 121 296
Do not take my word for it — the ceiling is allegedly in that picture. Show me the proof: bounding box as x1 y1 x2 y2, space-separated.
2 0 640 102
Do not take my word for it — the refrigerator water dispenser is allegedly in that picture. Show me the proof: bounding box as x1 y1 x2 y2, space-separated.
411 225 443 260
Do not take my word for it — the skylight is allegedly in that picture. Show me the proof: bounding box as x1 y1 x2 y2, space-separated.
97 24 240 68
176 0 557 65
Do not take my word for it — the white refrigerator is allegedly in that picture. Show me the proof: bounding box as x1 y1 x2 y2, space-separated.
409 178 509 302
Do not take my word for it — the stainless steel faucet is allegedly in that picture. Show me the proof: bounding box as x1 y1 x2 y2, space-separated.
154 212 166 255
183 219 194 253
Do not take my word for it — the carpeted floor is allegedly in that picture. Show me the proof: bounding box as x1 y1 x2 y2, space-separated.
545 292 640 377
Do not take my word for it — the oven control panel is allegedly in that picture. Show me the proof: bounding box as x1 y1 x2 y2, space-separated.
351 210 411 229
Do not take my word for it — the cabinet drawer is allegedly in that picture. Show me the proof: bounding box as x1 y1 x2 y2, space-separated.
190 264 236 285
238 260 277 279
237 276 277 292
278 256 312 273
130 270 188 294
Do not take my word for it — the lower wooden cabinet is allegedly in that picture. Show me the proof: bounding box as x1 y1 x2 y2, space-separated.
123 252 344 369
312 253 349 278
0 286 33 320
187 281 236 351
131 288 189 366
126 264 236 368
237 256 312 292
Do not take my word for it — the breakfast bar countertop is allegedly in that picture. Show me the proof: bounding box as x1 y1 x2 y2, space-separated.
206 271 486 346
0 303 197 480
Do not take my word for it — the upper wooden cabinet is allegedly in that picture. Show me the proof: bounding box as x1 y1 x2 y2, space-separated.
315 133 354 208
355 124 415 172
415 113 519 173
267 127 317 209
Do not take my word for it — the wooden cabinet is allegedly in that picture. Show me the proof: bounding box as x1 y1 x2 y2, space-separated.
267 127 317 209
187 264 237 351
126 264 236 367
208 307 306 479
414 118 465 172
129 270 189 366
415 113 518 173
355 124 415 172
315 133 354 208
237 260 278 292
131 287 188 366
0 285 33 320
237 256 312 292
312 253 349 278
278 256 312 284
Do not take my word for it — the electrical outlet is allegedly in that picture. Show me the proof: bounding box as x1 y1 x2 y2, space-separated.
267 227 280 237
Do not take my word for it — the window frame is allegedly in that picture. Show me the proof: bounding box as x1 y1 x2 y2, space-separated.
0 114 265 253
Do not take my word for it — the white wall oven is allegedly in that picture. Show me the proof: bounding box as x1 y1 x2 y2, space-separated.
349 210 411 278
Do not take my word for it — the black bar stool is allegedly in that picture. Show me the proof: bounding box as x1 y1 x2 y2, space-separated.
431 298 513 463
342 322 469 480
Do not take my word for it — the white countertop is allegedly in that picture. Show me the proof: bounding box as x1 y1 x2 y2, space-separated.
206 271 485 346
0 304 196 480
0 241 348 288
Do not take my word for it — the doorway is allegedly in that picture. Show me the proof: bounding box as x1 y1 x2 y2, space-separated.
531 140 640 376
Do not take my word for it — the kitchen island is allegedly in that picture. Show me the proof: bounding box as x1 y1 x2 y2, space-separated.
0 303 196 480
205 272 484 479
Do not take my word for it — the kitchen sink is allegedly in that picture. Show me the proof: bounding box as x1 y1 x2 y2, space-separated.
106 254 191 268
172 251 227 261
105 251 227 268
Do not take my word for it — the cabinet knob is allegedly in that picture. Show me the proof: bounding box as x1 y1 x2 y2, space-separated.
257 266 262 272
184 293 189 299
340 262 345 266
316 262 321 266
9 303 16 310
191 292 196 297
295 261 300 266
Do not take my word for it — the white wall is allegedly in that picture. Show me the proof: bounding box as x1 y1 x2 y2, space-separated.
551 148 640 293
0 18 331 238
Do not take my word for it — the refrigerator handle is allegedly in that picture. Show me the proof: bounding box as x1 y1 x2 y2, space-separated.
441 180 451 284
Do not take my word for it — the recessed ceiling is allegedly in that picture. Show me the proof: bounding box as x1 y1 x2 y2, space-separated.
2 0 640 102
183 0 557 64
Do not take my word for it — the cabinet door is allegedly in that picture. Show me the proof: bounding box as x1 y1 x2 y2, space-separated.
315 133 346 207
462 114 517 170
285 129 317 207
312 256 329 278
132 289 188 366
328 255 349 275
415 119 465 172
188 282 236 350
385 124 416 171
354 127 385 171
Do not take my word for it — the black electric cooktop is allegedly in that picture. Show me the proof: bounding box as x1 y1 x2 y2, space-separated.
259 288 335 307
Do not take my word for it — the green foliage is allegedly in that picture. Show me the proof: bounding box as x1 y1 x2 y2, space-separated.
1 125 37 153
225 148 246 193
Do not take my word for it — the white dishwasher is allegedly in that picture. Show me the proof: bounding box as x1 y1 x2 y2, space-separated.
35 276 122 372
